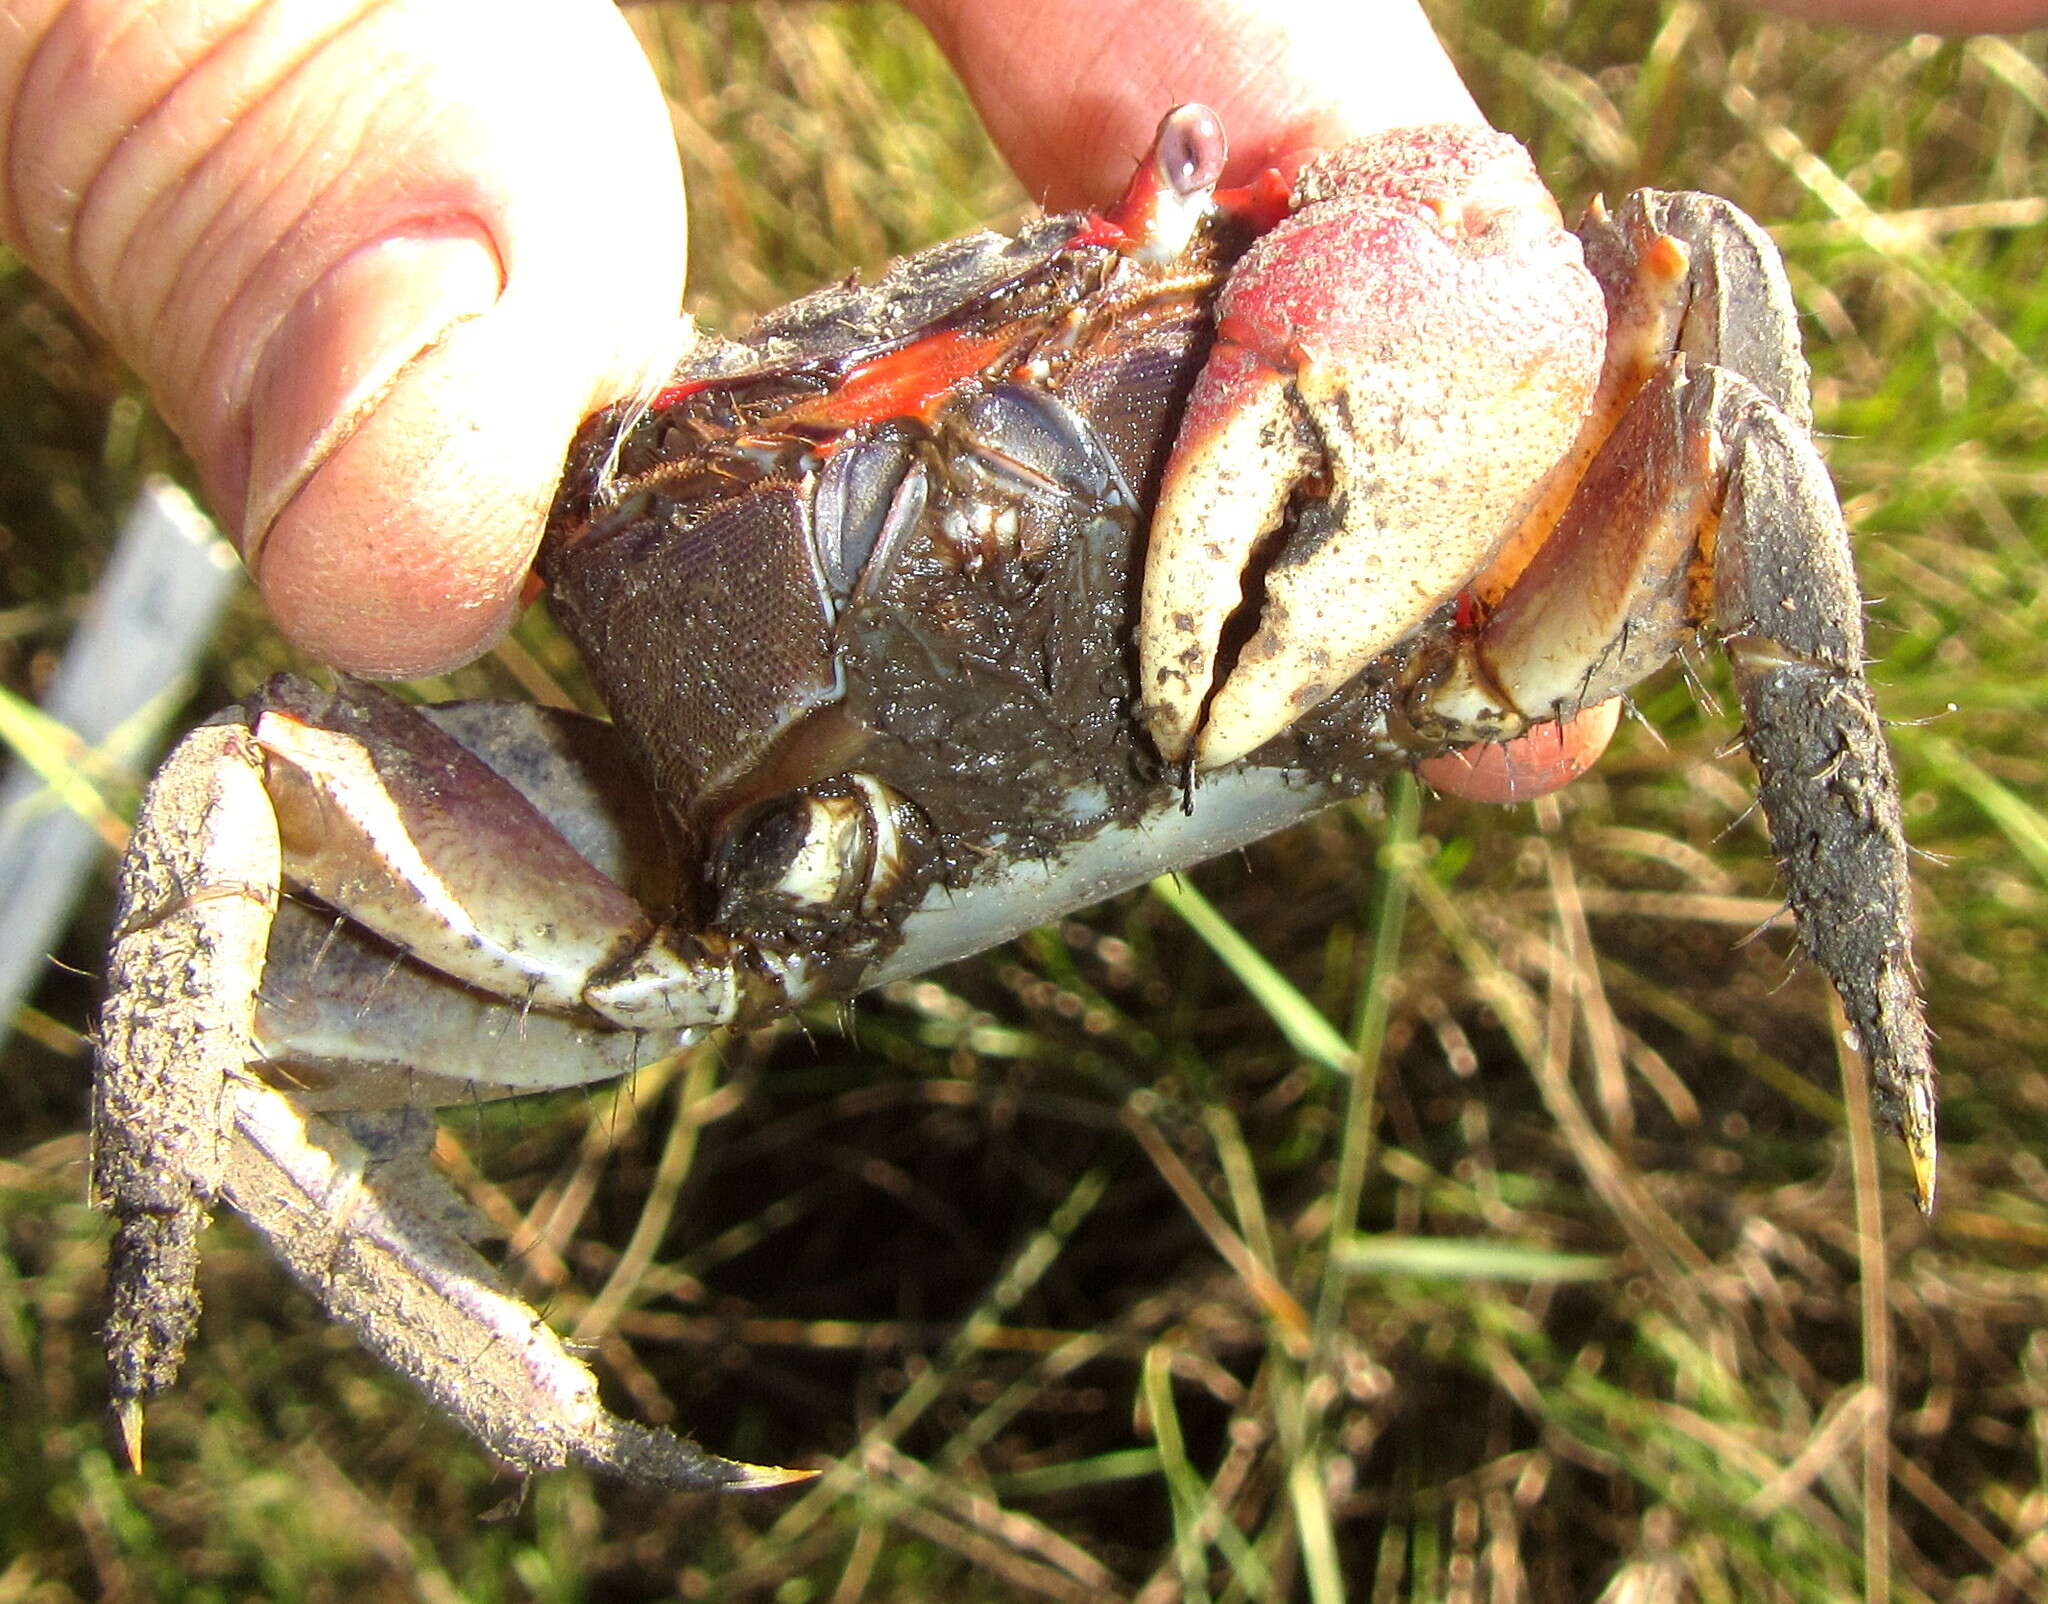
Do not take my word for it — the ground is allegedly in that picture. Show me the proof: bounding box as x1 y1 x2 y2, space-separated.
2 4 2046 1601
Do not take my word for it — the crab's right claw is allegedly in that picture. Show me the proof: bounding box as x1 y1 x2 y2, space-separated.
1138 125 1607 771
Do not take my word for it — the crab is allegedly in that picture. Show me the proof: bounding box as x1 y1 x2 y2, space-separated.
93 105 1934 1490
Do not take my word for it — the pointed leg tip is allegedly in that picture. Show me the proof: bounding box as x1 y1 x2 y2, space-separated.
113 1399 146 1473
585 1420 822 1492
1903 1080 1938 1215
1906 1130 1938 1217
723 1460 823 1492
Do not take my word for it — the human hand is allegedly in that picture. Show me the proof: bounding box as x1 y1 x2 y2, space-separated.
2 0 685 675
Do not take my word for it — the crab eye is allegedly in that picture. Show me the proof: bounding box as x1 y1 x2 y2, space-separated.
1155 103 1227 198
712 775 927 940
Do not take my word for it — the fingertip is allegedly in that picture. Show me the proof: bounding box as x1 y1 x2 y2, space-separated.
1418 698 1623 805
251 399 540 677
240 226 509 566
906 0 1479 209
31 0 690 677
251 305 688 677
215 4 690 676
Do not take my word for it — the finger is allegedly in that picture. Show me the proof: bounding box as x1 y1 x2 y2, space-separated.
0 0 687 675
1418 699 1624 806
900 0 1479 210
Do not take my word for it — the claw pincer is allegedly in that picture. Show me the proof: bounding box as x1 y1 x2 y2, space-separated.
1138 127 1605 769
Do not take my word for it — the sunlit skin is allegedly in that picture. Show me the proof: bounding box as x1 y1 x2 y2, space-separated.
1418 698 1624 804
0 0 2029 802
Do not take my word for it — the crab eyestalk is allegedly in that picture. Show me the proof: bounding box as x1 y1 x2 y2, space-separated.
1098 103 1229 265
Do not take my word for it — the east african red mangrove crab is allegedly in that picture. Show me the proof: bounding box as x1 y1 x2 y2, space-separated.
95 106 1935 1489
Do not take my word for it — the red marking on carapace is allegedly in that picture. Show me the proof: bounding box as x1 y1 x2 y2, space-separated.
648 378 712 411
782 326 1021 428
1096 140 1176 245
1072 211 1134 251
1090 167 1293 255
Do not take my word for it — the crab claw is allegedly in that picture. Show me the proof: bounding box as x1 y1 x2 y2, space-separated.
1140 125 1608 770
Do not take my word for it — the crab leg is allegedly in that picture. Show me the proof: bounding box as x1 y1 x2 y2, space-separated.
95 711 810 1488
222 1092 808 1489
1409 192 1937 1206
97 722 273 1448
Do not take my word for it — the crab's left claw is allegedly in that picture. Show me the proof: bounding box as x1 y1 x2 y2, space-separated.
96 714 817 1491
1139 126 1609 770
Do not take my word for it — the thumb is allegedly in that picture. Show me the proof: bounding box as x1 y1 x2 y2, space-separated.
1 0 687 675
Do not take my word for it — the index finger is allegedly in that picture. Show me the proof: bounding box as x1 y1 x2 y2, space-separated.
902 0 1481 209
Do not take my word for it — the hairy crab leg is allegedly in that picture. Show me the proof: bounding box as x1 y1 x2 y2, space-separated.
223 1093 810 1489
95 716 812 1487
1408 192 1937 1206
97 722 273 1456
92 671 1391 1481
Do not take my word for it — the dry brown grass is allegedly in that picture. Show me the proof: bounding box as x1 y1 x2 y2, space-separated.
4 4 2047 1600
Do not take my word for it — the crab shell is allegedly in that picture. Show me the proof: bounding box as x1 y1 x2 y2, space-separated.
534 113 1609 981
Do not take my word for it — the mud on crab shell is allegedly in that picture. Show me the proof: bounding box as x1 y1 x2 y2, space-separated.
94 104 1934 1488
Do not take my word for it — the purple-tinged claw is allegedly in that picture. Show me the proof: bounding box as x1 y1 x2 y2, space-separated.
252 678 745 1033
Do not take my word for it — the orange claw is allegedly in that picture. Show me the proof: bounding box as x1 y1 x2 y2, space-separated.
1418 696 1622 804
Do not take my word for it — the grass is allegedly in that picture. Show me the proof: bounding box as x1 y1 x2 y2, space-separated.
4 2 2048 1599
